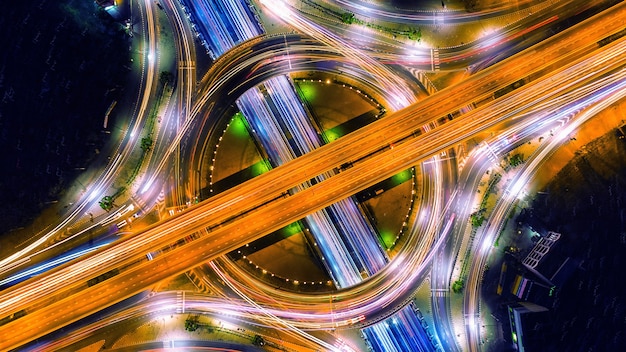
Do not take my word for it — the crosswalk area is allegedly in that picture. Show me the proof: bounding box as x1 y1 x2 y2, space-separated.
403 65 438 95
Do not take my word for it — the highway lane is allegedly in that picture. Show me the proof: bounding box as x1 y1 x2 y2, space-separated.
0 0 160 273
184 35 424 207
184 0 624 206
162 0 198 208
182 0 615 186
33 0 626 348
187 0 404 294
192 0 626 161
430 158 484 352
430 124 532 351
321 0 544 23
2 48 622 348
4 0 624 316
196 157 442 312
41 85 599 351
0 0 608 302
259 0 418 110
138 0 202 210
462 68 626 352
164 0 202 208
34 291 352 352
2 3 626 348
0 0 605 283
427 62 626 351
271 0 612 74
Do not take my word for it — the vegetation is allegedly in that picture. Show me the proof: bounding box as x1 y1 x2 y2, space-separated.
140 135 153 152
99 195 114 212
252 334 265 346
341 12 355 24
470 209 486 227
98 186 126 211
452 279 465 293
337 8 421 42
549 285 557 297
508 153 524 167
159 71 173 86
185 315 199 332
408 27 422 41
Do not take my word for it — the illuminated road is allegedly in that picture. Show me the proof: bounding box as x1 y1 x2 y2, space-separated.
0 0 161 275
205 60 626 350
35 291 350 352
0 0 604 279
429 68 626 349
462 68 626 352
273 0 611 73
2 1 626 349
321 0 545 23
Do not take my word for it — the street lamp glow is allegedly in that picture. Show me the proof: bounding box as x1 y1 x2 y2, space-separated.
509 178 526 199
141 179 153 194
260 0 291 18
87 189 99 202
482 33 502 48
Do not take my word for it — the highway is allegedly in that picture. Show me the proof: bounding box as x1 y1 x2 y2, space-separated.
462 67 626 352
0 0 161 276
0 0 600 280
198 61 626 347
272 0 614 73
32 290 354 352
320 0 546 23
2 1 626 349
177 2 614 347
429 66 626 350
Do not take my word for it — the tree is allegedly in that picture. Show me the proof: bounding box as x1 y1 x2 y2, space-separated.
452 279 465 293
341 12 355 24
185 316 198 331
99 195 114 211
509 153 524 167
159 71 173 86
408 27 422 41
470 212 485 227
140 136 153 152
252 334 265 346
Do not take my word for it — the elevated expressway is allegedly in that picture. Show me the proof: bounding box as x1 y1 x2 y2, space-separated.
2 2 626 349
462 71 626 351
35 291 351 352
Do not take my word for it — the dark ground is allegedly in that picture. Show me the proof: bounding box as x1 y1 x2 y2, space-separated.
485 127 626 351
0 0 130 235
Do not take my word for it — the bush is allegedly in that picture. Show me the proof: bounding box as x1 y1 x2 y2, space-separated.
341 12 355 24
452 279 465 293
185 316 198 331
253 334 265 346
99 195 114 211
471 212 485 227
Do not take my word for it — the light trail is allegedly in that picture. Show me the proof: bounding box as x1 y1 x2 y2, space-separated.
2 3 626 348
259 0 416 110
463 70 626 352
0 0 158 271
